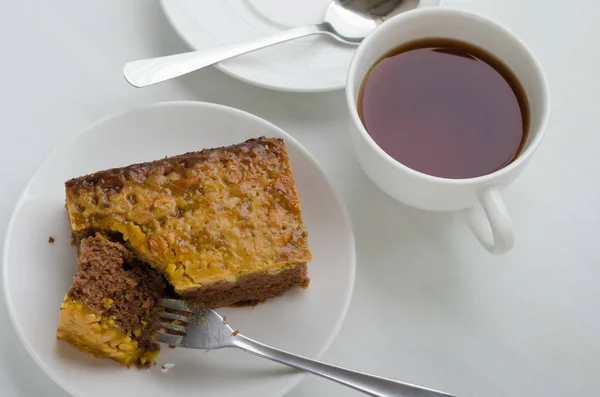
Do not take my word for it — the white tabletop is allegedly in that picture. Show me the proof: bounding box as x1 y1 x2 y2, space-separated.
1 1 599 396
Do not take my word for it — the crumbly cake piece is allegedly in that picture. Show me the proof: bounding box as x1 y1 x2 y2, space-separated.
56 234 165 367
64 137 312 306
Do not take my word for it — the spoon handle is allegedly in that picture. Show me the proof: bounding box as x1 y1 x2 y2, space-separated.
123 23 331 88
231 334 455 397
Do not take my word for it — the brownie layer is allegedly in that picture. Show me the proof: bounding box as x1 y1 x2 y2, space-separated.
178 262 310 308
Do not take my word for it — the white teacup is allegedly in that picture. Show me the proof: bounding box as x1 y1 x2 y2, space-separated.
346 8 550 254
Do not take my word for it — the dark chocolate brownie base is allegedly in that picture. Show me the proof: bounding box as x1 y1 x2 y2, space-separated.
67 234 166 351
178 263 310 308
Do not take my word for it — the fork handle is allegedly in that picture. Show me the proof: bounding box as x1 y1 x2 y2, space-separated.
232 335 454 397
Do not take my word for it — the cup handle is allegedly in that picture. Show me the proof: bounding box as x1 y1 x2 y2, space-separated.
462 187 515 254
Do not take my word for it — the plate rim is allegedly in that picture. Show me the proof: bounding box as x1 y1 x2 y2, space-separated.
2 101 356 397
158 0 348 93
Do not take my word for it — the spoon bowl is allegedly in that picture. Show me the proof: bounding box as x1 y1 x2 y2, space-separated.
321 1 394 44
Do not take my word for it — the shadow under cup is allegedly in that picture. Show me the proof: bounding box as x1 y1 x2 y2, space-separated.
345 8 550 254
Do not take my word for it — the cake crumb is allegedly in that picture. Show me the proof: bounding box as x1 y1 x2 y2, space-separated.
222 316 227 325
161 363 175 373
205 349 210 353
232 330 239 336
168 345 176 349
48 236 55 244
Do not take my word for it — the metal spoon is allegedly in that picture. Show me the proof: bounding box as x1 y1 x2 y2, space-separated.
123 0 407 88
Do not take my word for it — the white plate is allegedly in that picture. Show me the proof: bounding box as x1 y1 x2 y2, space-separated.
2 102 356 397
160 0 441 92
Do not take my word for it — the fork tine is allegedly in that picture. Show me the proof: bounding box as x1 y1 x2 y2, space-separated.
159 298 191 312
160 322 187 334
158 311 192 323
156 332 184 346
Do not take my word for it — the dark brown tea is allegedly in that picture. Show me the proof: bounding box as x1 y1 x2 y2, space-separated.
358 38 529 179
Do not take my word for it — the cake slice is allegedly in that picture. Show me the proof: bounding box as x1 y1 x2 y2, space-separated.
57 234 165 367
64 137 312 307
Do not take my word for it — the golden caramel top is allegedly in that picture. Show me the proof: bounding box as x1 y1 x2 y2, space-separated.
65 137 312 291
57 298 160 367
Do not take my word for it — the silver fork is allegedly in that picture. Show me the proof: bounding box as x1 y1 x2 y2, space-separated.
156 298 455 397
